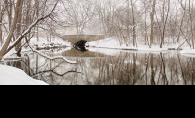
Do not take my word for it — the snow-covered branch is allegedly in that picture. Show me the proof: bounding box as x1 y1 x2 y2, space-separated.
4 0 59 55
32 70 83 78
24 39 77 64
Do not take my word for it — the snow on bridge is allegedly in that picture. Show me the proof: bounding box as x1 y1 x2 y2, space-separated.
62 34 105 44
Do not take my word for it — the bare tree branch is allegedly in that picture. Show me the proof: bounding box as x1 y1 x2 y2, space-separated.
0 0 59 60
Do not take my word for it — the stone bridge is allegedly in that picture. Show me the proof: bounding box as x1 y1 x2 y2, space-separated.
62 34 105 44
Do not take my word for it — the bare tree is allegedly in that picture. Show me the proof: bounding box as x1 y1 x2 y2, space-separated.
35 0 39 41
150 0 156 47
0 0 59 61
189 0 194 49
0 0 3 46
160 0 170 48
62 0 95 34
177 0 187 43
4 0 13 31
130 0 137 47
0 0 23 60
15 0 24 56
1 0 195 55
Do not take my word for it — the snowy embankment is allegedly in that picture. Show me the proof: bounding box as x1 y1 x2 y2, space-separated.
88 37 181 52
0 37 73 85
0 65 48 85
30 37 71 50
180 49 195 54
89 37 138 50
180 48 195 57
1 41 46 85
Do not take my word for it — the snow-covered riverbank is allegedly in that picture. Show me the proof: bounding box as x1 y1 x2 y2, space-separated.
0 65 48 85
180 49 195 54
88 37 195 57
88 37 183 51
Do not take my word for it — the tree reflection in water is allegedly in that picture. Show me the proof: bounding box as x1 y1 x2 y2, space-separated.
4 49 195 85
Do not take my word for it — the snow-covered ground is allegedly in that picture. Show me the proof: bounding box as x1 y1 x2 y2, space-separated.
88 37 182 52
30 37 72 47
180 48 195 57
0 65 48 85
180 48 195 54
88 37 195 57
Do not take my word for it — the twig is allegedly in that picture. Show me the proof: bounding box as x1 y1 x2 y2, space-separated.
32 70 84 77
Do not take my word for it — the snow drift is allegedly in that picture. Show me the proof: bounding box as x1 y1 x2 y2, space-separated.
0 65 48 85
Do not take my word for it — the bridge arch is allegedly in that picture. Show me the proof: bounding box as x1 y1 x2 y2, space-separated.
62 34 105 44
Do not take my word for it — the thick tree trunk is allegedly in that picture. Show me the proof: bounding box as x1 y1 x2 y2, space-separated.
16 0 24 57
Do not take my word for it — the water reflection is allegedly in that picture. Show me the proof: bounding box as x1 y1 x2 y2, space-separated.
4 47 195 85
46 47 107 58
74 46 88 52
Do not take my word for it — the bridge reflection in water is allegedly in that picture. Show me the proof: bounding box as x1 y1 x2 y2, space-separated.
47 47 107 58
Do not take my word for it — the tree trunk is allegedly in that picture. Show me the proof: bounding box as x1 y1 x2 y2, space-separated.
189 0 194 49
5 0 13 31
150 0 156 47
131 0 136 47
0 0 2 46
160 0 170 48
177 0 187 43
16 0 24 57
127 0 130 46
0 0 22 60
35 0 39 41
144 1 148 46
26 0 32 39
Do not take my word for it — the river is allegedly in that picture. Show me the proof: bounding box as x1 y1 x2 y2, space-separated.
3 47 195 85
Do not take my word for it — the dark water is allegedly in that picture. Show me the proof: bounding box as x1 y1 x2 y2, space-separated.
4 47 195 85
